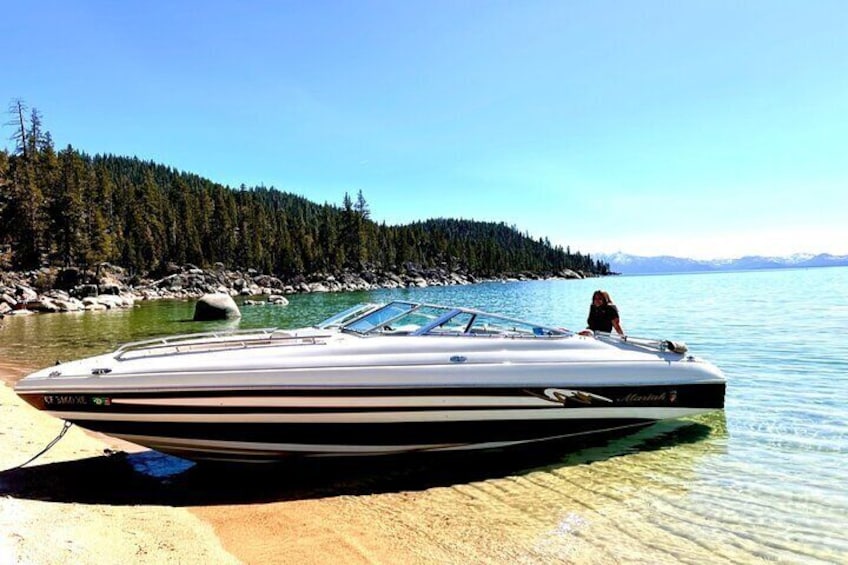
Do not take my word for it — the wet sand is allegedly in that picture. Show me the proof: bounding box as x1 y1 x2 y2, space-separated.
0 360 730 565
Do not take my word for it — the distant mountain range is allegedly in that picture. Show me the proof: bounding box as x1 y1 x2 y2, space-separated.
597 252 848 275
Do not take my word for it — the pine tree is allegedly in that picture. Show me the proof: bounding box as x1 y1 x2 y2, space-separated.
54 146 88 267
6 104 48 268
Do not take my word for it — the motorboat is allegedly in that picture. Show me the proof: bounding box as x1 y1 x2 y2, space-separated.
14 301 726 462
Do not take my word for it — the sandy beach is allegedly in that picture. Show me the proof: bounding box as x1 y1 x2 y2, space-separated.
0 362 239 564
2 361 433 565
1 358 736 565
2 361 596 565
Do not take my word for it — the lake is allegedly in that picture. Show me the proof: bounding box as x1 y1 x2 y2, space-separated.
1 267 846 563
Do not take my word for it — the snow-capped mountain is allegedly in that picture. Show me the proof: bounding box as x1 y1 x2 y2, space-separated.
597 252 848 275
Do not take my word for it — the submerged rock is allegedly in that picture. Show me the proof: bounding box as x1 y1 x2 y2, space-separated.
193 293 241 321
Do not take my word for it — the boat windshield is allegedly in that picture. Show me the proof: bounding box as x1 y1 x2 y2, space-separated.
343 301 417 333
315 303 381 329
340 301 569 338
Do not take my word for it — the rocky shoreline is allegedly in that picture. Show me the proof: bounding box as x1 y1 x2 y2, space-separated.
0 263 588 317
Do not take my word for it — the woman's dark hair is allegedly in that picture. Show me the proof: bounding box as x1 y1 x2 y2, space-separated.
593 290 614 305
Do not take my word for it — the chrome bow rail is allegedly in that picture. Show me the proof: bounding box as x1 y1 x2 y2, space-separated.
113 327 330 361
594 332 689 354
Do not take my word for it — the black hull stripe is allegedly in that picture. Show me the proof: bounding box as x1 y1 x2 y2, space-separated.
72 417 656 446
122 421 658 460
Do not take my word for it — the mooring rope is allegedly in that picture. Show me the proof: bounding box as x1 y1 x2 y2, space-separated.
2 420 74 472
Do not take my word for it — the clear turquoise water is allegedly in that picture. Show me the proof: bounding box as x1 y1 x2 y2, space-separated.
1 267 846 562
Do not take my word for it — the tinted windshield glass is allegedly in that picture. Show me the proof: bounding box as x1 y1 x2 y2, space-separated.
316 303 379 329
340 301 569 338
379 305 453 334
343 302 416 333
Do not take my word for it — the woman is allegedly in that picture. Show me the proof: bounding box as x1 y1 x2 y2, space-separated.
584 290 625 336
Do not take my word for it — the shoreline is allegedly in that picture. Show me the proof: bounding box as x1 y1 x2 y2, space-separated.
1 263 592 319
0 362 239 564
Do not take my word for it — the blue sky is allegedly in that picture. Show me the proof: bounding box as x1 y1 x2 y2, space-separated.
3 1 846 259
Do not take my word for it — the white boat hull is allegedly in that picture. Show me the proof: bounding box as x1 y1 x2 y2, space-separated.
15 303 726 462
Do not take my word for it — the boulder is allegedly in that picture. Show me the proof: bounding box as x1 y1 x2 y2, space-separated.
100 283 122 295
28 298 61 313
73 284 99 298
96 294 130 309
15 285 39 302
193 293 242 321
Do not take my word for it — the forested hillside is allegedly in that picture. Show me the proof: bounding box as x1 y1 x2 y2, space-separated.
0 103 609 279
